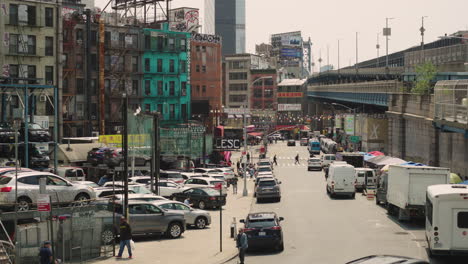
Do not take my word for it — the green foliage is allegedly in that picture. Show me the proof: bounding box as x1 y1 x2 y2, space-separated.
412 62 437 95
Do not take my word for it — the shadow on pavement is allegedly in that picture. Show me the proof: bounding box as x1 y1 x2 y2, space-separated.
429 254 468 264
385 214 425 231
246 248 283 256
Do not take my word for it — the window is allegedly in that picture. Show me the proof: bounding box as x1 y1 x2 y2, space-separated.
27 65 36 84
144 35 151 49
27 35 36 55
10 35 37 55
157 36 164 50
180 39 186 51
119 33 125 48
229 72 247 80
196 65 200 72
202 46 206 52
145 80 151 95
181 104 187 121
47 176 67 186
45 66 53 84
202 65 206 73
202 85 206 93
118 57 124 72
104 79 110 93
196 85 200 93
8 34 18 54
132 56 138 72
157 104 163 114
18 176 39 185
180 61 187 73
144 58 150 72
169 81 175 96
145 104 151 112
229 83 247 91
90 30 97 45
27 6 36 26
157 59 163 72
45 8 53 27
132 80 138 96
181 82 187 96
76 78 84 94
168 38 175 50
9 65 18 81
169 60 175 73
157 81 163 95
169 104 175 119
104 55 110 71
90 79 97 94
230 61 246 69
90 54 97 71
159 203 173 210
457 212 468 229
229 95 247 102
9 4 18 25
76 29 84 42
44 37 54 56
63 78 69 93
104 31 111 47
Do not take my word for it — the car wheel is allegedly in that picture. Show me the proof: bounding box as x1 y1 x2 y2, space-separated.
326 186 330 194
198 200 206 210
101 229 114 244
351 193 355 199
74 193 90 206
166 222 183 239
195 217 208 229
17 197 31 212
276 242 284 252
277 197 281 202
375 198 380 205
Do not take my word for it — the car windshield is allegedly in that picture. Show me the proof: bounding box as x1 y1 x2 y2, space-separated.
309 159 320 162
258 162 270 166
247 218 277 228
258 180 276 187
202 188 219 195
258 167 271 172
166 173 183 179
129 185 152 194
0 176 12 184
135 178 151 184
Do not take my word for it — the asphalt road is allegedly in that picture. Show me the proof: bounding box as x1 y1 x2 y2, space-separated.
227 141 468 264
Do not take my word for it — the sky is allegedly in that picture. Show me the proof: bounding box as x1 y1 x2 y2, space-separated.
95 0 468 70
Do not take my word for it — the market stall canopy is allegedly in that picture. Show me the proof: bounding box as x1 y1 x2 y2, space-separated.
400 162 426 166
299 125 310 131
368 151 384 156
450 173 463 184
367 155 406 167
362 153 375 161
248 132 263 137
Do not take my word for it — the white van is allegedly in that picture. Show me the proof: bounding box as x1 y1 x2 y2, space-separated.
426 184 468 256
355 168 376 192
326 163 356 198
57 166 85 181
321 154 336 168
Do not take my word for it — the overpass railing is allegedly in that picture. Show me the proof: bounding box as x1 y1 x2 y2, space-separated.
434 80 468 126
307 80 403 94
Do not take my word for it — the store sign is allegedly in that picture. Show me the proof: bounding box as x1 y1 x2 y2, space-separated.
192 33 221 44
344 115 355 135
277 92 303 98
223 108 250 115
37 194 51 212
277 104 302 111
214 139 241 150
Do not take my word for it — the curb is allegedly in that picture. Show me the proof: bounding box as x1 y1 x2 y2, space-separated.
216 252 238 264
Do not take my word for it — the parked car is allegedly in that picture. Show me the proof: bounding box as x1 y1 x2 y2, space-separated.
183 177 227 192
0 123 18 143
171 187 227 210
114 201 186 239
355 168 376 192
113 193 166 202
256 178 281 202
321 154 336 167
20 122 50 142
104 148 151 168
287 140 296 146
254 175 275 187
0 167 34 176
87 147 110 165
257 159 273 170
0 172 96 211
128 176 152 185
72 181 99 188
160 171 187 184
94 187 136 198
240 212 284 251
345 255 428 264
300 138 309 146
102 182 153 195
154 200 211 229
326 163 356 198
155 180 187 197
307 158 322 171
256 166 273 176
57 166 85 181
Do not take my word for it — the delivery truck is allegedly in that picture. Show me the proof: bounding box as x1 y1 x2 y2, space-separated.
335 152 364 168
386 165 450 221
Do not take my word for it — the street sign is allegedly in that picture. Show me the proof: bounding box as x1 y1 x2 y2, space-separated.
37 194 51 212
214 139 241 150
350 136 361 143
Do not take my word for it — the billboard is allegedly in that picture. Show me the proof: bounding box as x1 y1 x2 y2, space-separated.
281 48 302 58
278 104 302 111
169 8 199 32
277 92 303 98
272 31 302 47
344 115 355 135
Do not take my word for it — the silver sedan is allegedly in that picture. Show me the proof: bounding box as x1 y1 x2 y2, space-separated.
153 200 211 229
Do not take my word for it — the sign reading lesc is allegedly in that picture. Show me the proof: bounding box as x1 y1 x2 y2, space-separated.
37 194 51 212
215 139 241 150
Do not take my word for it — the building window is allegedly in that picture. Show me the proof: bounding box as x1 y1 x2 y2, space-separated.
202 65 206 73
104 55 110 71
168 38 175 50
90 30 97 45
104 31 111 47
196 85 200 93
132 80 139 96
145 80 151 95
196 65 200 72
132 56 138 72
157 36 164 50
229 95 247 102
45 37 53 56
91 54 97 71
76 29 84 42
27 6 36 26
27 65 36 83
76 78 84 94
8 34 18 54
118 57 124 72
202 85 206 93
63 78 69 93
157 81 163 95
169 104 175 119
181 82 187 96
229 83 247 91
144 35 151 50
169 60 175 73
145 104 151 112
202 46 206 52
119 33 125 48
10 35 37 55
104 79 110 93
157 104 163 115
44 66 53 84
157 59 163 72
27 35 36 55
169 81 175 96
195 45 200 52
180 39 186 51
180 60 187 73
144 58 150 72
181 104 187 121
229 72 247 80
45 8 53 27
9 4 18 25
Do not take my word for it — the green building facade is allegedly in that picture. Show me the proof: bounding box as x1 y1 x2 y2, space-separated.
142 24 191 125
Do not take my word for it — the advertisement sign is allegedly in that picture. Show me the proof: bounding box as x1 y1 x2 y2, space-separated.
169 8 199 32
223 108 250 115
277 92 303 98
214 139 241 150
277 104 302 111
37 194 51 212
281 48 302 58
192 33 221 44
344 115 355 135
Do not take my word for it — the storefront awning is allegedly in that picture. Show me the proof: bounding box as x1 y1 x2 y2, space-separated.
248 132 263 137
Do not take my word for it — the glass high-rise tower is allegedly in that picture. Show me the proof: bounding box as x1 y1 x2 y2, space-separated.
215 0 245 56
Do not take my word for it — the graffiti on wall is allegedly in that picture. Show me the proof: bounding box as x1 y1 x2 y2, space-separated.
170 8 199 32
191 33 221 44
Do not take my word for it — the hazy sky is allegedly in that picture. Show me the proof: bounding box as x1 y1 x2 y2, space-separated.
96 0 468 70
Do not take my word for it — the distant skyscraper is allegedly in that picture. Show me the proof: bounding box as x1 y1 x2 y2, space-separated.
204 0 215 34
215 0 245 56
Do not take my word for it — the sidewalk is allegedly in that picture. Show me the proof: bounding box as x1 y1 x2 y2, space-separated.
91 164 254 264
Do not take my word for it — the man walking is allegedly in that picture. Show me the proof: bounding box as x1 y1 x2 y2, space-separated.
273 155 278 166
236 228 248 264
117 216 133 259
232 177 238 194
39 241 53 264
295 153 300 165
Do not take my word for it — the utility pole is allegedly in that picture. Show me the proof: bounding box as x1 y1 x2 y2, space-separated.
376 33 380 67
122 94 129 219
384 17 394 70
337 39 340 74
420 16 428 61
355 32 359 74
242 105 248 197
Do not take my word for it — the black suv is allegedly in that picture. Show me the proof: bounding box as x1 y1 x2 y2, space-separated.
20 123 50 142
240 212 284 251
0 123 18 143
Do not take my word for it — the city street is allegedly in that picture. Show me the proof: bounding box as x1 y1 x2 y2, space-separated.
227 141 468 264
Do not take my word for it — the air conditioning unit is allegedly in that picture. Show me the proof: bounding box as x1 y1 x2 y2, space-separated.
39 95 47 102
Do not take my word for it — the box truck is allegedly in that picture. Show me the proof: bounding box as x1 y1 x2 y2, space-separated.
386 165 450 221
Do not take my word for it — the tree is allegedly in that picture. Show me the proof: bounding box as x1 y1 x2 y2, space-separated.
412 62 437 95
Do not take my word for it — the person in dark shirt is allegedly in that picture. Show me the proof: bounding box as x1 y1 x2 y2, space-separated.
117 216 133 259
39 241 53 264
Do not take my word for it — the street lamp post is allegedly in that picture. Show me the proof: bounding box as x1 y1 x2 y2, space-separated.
384 17 395 69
